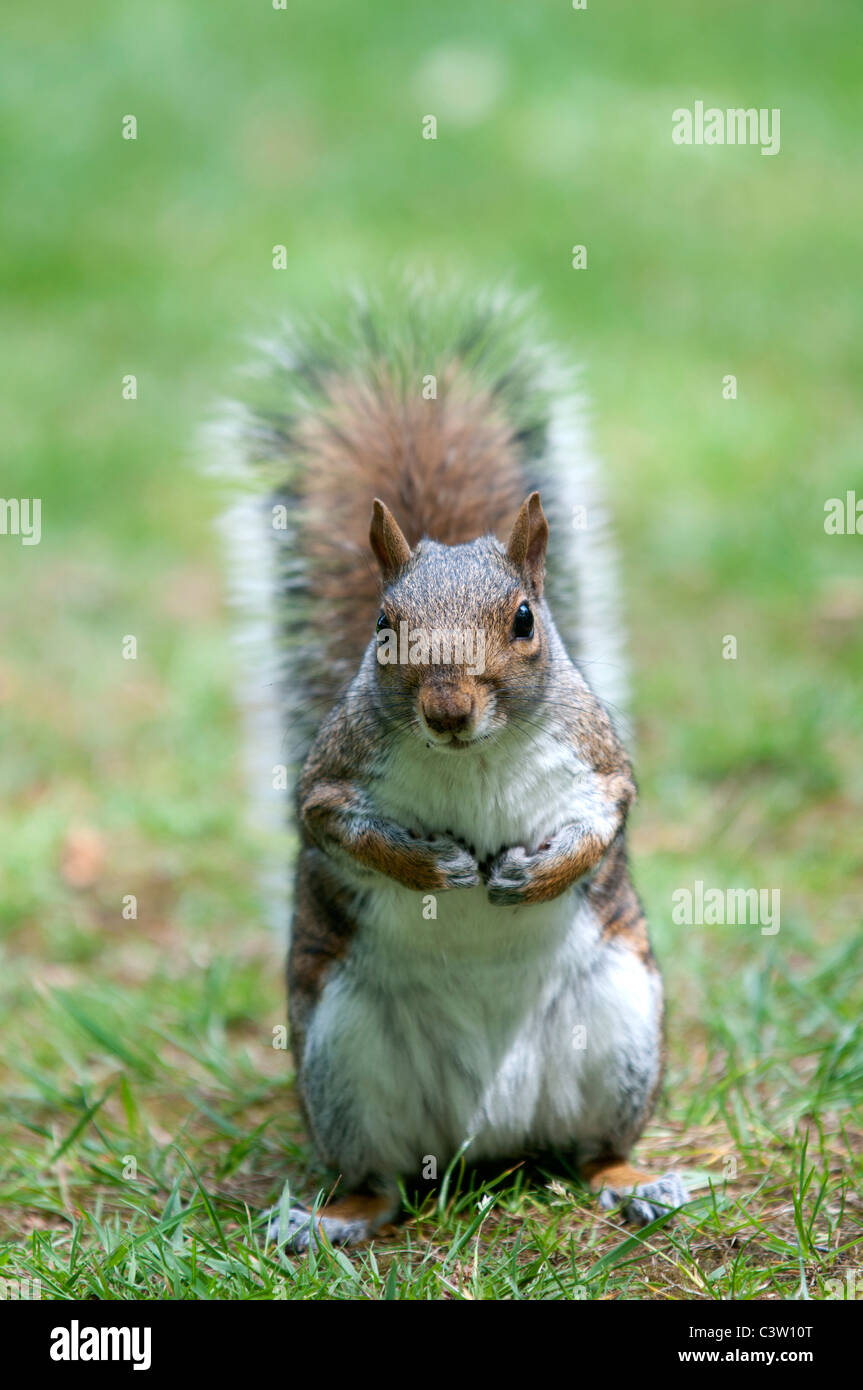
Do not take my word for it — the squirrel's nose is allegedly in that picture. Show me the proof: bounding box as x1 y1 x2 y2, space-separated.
420 687 475 735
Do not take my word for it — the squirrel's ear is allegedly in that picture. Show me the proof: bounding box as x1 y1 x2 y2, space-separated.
370 498 411 582
505 491 549 595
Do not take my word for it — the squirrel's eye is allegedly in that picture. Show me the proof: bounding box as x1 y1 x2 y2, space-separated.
513 602 534 639
376 611 388 634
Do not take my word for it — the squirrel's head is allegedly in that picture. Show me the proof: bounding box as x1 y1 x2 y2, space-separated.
368 493 551 752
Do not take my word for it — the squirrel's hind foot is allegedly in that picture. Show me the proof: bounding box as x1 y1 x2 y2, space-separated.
585 1159 688 1227
267 1204 366 1253
597 1171 688 1226
267 1189 399 1253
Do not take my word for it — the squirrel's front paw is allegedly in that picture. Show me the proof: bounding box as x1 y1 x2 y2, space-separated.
485 845 541 904
423 834 480 890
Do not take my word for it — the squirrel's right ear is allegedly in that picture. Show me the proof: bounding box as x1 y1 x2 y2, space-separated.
370 499 412 582
506 491 549 595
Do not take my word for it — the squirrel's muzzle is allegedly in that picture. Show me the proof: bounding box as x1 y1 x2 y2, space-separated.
419 684 476 737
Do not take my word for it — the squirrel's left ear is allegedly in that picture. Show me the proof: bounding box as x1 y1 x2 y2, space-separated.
370 498 412 582
506 491 549 595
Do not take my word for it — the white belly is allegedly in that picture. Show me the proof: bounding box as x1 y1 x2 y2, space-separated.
302 882 661 1180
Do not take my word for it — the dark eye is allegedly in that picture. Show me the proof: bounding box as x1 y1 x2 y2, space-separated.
376 611 388 634
513 602 534 639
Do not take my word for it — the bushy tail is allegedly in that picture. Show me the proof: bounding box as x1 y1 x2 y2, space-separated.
207 278 627 828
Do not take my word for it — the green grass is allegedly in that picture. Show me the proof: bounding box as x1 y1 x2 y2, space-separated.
1 0 861 1299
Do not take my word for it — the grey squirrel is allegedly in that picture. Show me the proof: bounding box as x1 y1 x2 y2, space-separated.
214 282 686 1249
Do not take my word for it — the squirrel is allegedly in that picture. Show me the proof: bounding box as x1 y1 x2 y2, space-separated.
214 282 687 1250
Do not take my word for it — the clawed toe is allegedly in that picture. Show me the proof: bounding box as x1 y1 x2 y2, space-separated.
598 1171 688 1226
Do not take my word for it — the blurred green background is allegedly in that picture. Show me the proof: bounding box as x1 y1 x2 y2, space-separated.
1 0 861 1296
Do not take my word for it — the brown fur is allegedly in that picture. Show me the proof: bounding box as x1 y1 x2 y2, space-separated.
590 835 654 965
300 781 469 892
318 1190 398 1226
582 1158 655 1193
295 369 527 700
